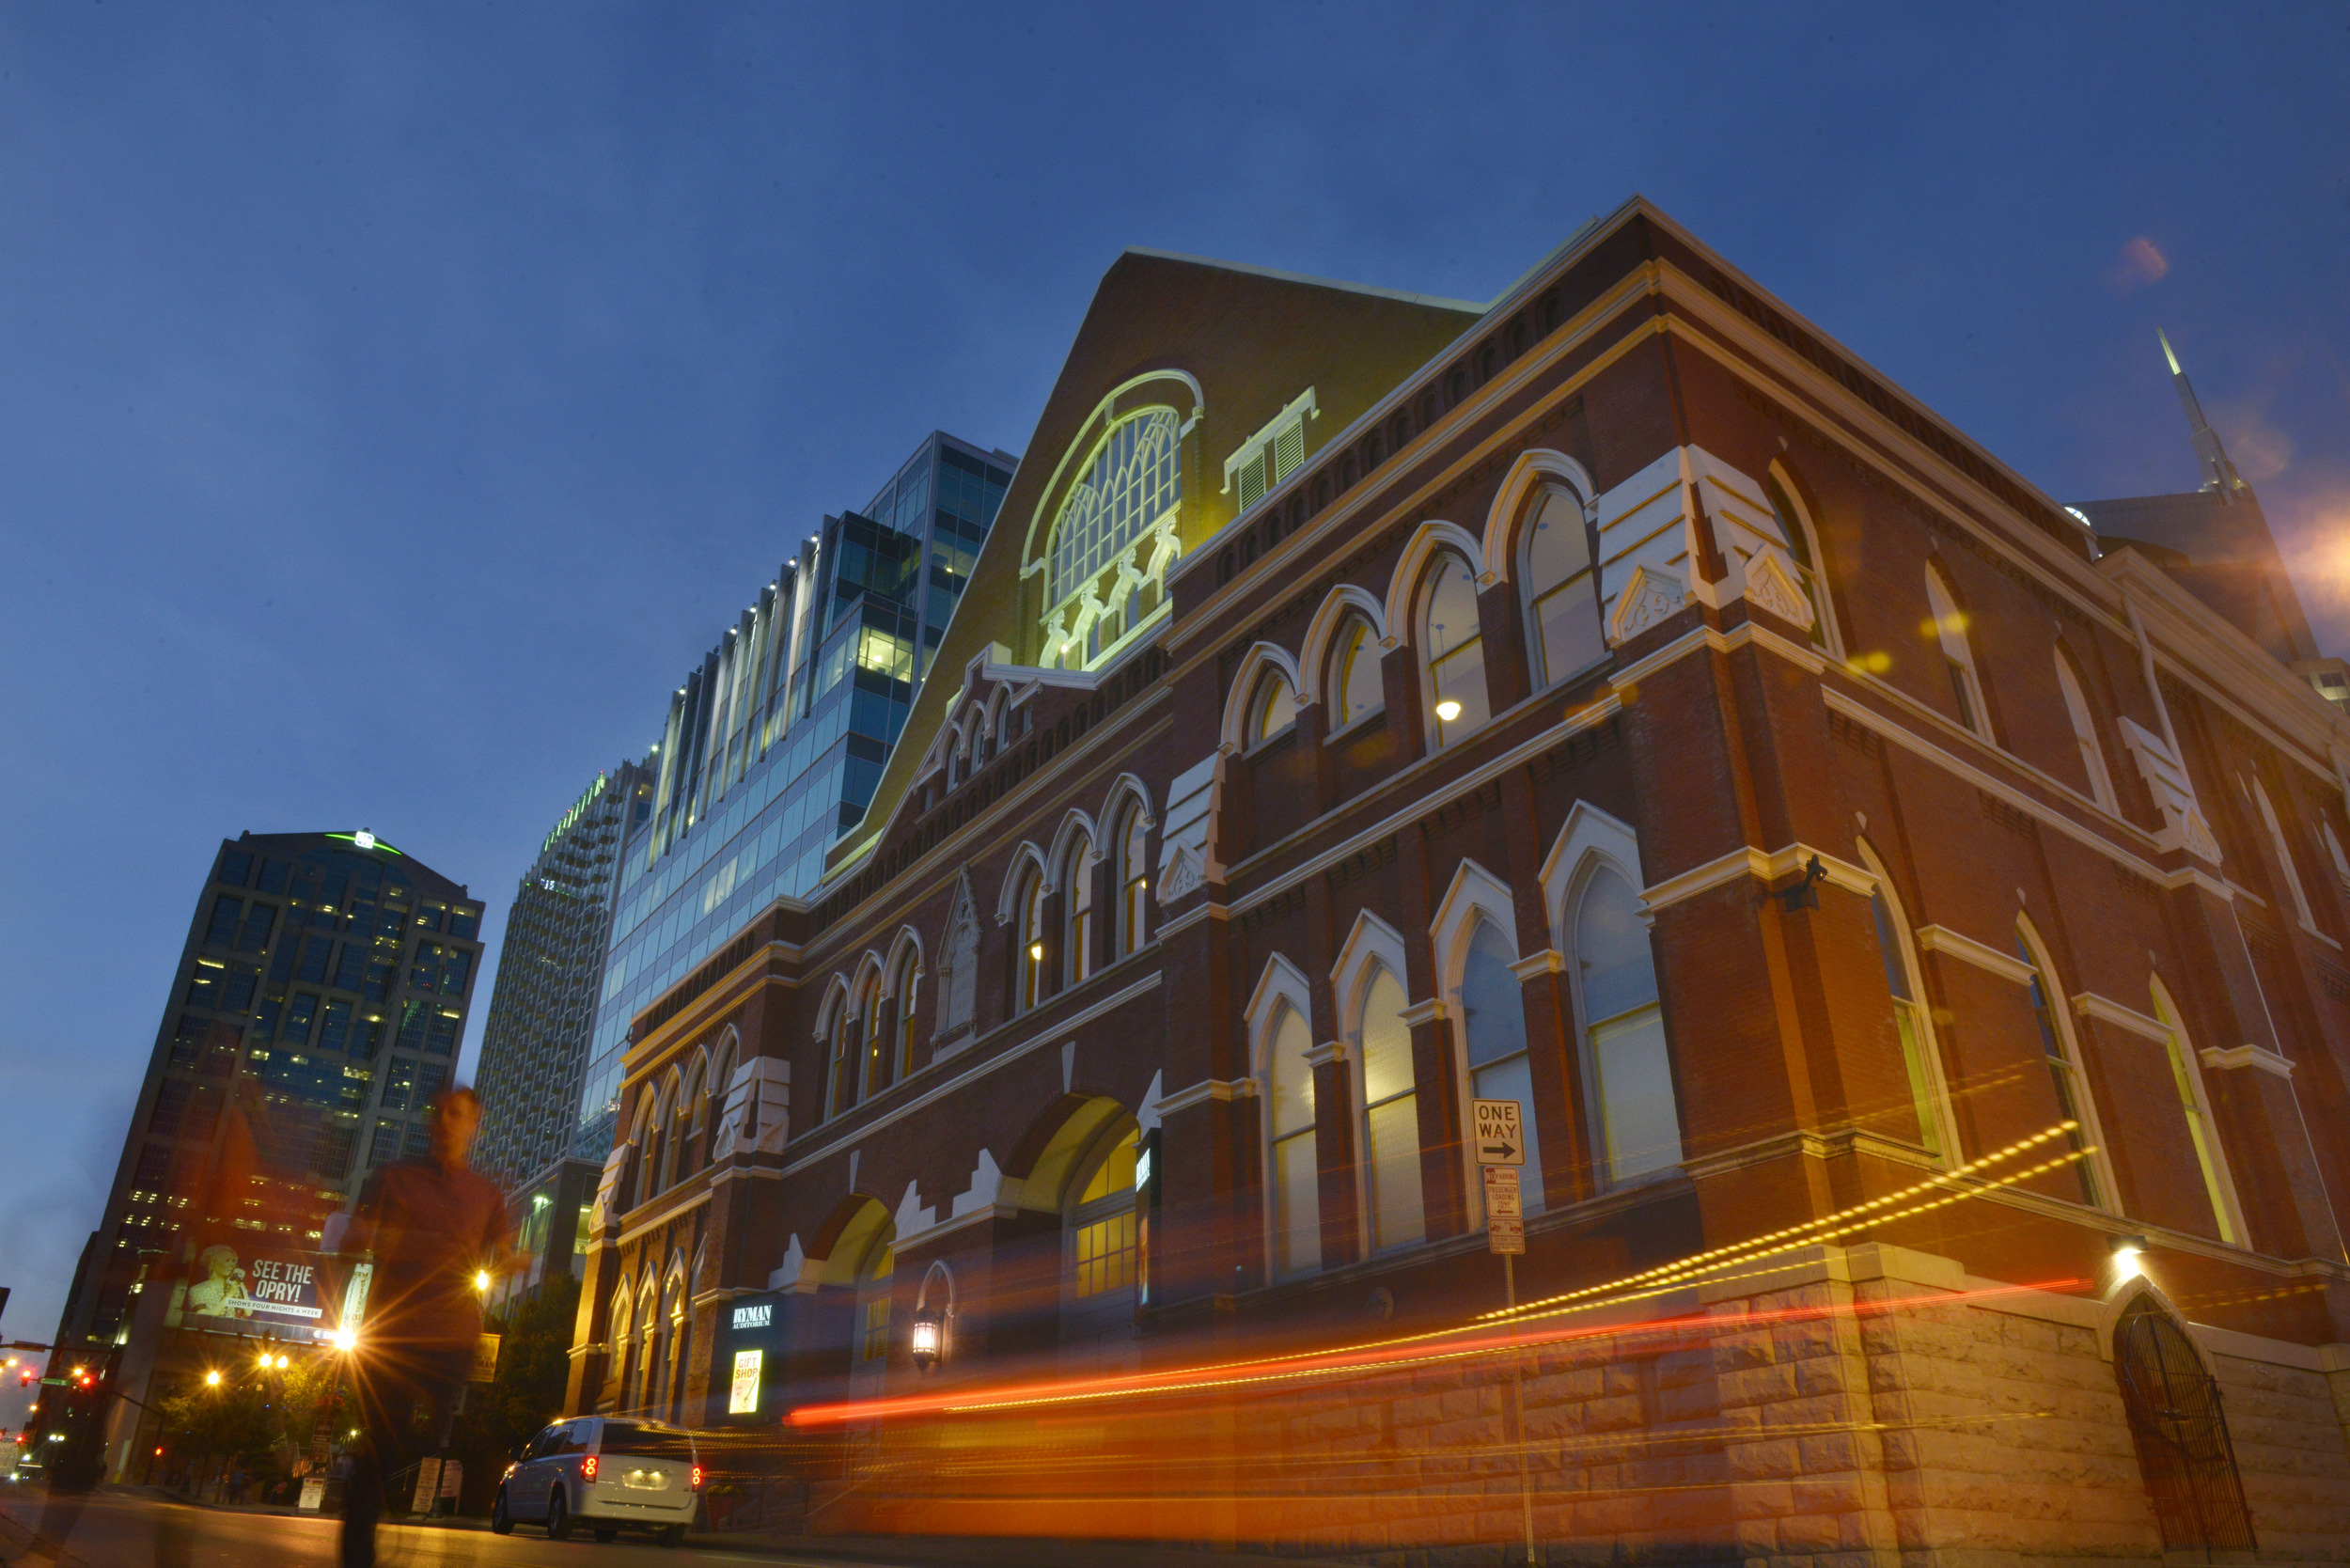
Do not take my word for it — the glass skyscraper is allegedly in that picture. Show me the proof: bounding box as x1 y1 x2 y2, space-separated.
474 760 655 1188
54 830 484 1350
572 431 1013 1154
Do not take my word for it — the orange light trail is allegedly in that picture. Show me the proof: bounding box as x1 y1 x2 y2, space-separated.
787 1125 2102 1430
790 1278 2085 1426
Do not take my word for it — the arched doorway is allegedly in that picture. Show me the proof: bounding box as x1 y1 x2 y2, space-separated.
2114 1294 2256 1552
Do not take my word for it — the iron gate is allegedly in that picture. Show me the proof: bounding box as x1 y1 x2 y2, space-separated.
2113 1296 2255 1556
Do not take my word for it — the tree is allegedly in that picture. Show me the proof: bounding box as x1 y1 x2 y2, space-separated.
446 1275 582 1513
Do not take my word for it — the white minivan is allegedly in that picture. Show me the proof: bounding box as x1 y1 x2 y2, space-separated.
493 1415 700 1545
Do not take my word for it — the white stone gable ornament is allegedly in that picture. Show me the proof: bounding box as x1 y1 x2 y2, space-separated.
1159 840 1205 903
1740 546 1814 633
1606 563 1687 646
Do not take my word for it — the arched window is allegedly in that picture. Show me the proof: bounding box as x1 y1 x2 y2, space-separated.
1355 965 1424 1252
1070 1128 1138 1302
1521 484 1601 686
1114 805 1150 956
825 988 858 1119
1014 870 1047 1014
684 1051 710 1163
1869 887 1947 1161
1764 470 1834 651
1061 834 1095 987
1246 670 1296 745
2017 925 2106 1209
640 1087 670 1207
1421 555 1488 747
1263 1003 1320 1278
625 1090 657 1211
2323 820 2350 900
632 1285 659 1413
1924 564 1989 738
1575 870 1680 1186
1457 918 1543 1213
607 1281 634 1405
889 947 921 1083
706 1034 737 1159
2249 776 2316 930
2054 650 2117 810
1045 407 1182 666
2150 981 2242 1244
1327 615 1384 729
659 1069 689 1190
856 968 891 1100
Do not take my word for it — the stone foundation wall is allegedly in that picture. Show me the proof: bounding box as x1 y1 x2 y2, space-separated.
821 1246 2348 1567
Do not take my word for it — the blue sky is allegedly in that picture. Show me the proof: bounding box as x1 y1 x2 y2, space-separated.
2 4 2346 1375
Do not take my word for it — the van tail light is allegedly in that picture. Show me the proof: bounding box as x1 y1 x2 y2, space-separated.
691 1464 703 1491
581 1455 598 1482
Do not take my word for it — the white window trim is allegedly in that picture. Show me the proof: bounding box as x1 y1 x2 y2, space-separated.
2053 651 2119 812
1428 858 1522 1228
1246 953 1320 1282
1856 841 1962 1166
2249 776 2319 933
1332 910 1418 1259
1924 564 1991 741
2015 916 2121 1215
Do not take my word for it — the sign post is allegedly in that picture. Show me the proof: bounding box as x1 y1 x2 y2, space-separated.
1473 1098 1538 1567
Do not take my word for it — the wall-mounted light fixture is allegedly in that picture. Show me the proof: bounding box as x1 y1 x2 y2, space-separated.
2110 1233 2150 1278
909 1308 942 1372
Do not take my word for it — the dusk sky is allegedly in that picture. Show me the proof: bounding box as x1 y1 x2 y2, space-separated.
3 4 2346 1377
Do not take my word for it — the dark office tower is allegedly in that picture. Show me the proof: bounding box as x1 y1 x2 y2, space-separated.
474 762 654 1189
572 431 1014 1155
2072 331 2349 709
52 831 485 1355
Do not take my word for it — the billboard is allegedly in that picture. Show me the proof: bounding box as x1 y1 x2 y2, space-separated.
168 1242 338 1340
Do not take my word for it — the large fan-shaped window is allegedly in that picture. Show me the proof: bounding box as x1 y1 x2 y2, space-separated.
1049 408 1181 616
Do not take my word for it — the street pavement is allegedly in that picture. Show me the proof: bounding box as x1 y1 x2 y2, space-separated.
0 1487 854 1568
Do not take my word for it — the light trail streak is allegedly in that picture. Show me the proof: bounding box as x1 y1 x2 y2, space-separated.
788 1124 2095 1430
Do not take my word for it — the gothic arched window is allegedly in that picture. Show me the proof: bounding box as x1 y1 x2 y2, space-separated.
1420 554 1487 747
1263 1002 1319 1278
1354 964 1423 1252
1113 804 1150 957
1327 615 1383 729
1575 868 1680 1186
1521 485 1601 686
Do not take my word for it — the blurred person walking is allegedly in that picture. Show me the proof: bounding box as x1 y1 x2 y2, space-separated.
337 1086 515 1568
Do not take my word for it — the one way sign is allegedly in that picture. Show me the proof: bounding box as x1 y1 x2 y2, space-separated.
1472 1098 1525 1166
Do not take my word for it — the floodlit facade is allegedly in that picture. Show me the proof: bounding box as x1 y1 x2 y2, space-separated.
571 204 2350 1563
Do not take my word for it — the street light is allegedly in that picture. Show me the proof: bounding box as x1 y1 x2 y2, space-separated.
204 1371 221 1388
331 1328 357 1354
473 1270 491 1294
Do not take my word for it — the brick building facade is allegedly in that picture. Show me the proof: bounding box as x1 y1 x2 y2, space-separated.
563 201 2350 1562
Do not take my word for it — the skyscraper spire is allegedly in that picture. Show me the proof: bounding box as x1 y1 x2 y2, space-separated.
2158 328 2248 504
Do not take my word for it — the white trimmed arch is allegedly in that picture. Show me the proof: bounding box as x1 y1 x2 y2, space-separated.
1218 642 1305 755
1245 953 1317 1074
1383 520 1487 636
1096 772 1156 833
1540 802 1646 949
881 926 926 997
1331 908 1415 1020
1296 584 1391 705
1045 808 1102 891
995 841 1051 926
812 973 853 1042
1481 448 1595 584
1430 856 1520 996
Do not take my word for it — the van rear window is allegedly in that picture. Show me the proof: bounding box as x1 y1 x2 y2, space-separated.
596 1421 696 1460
